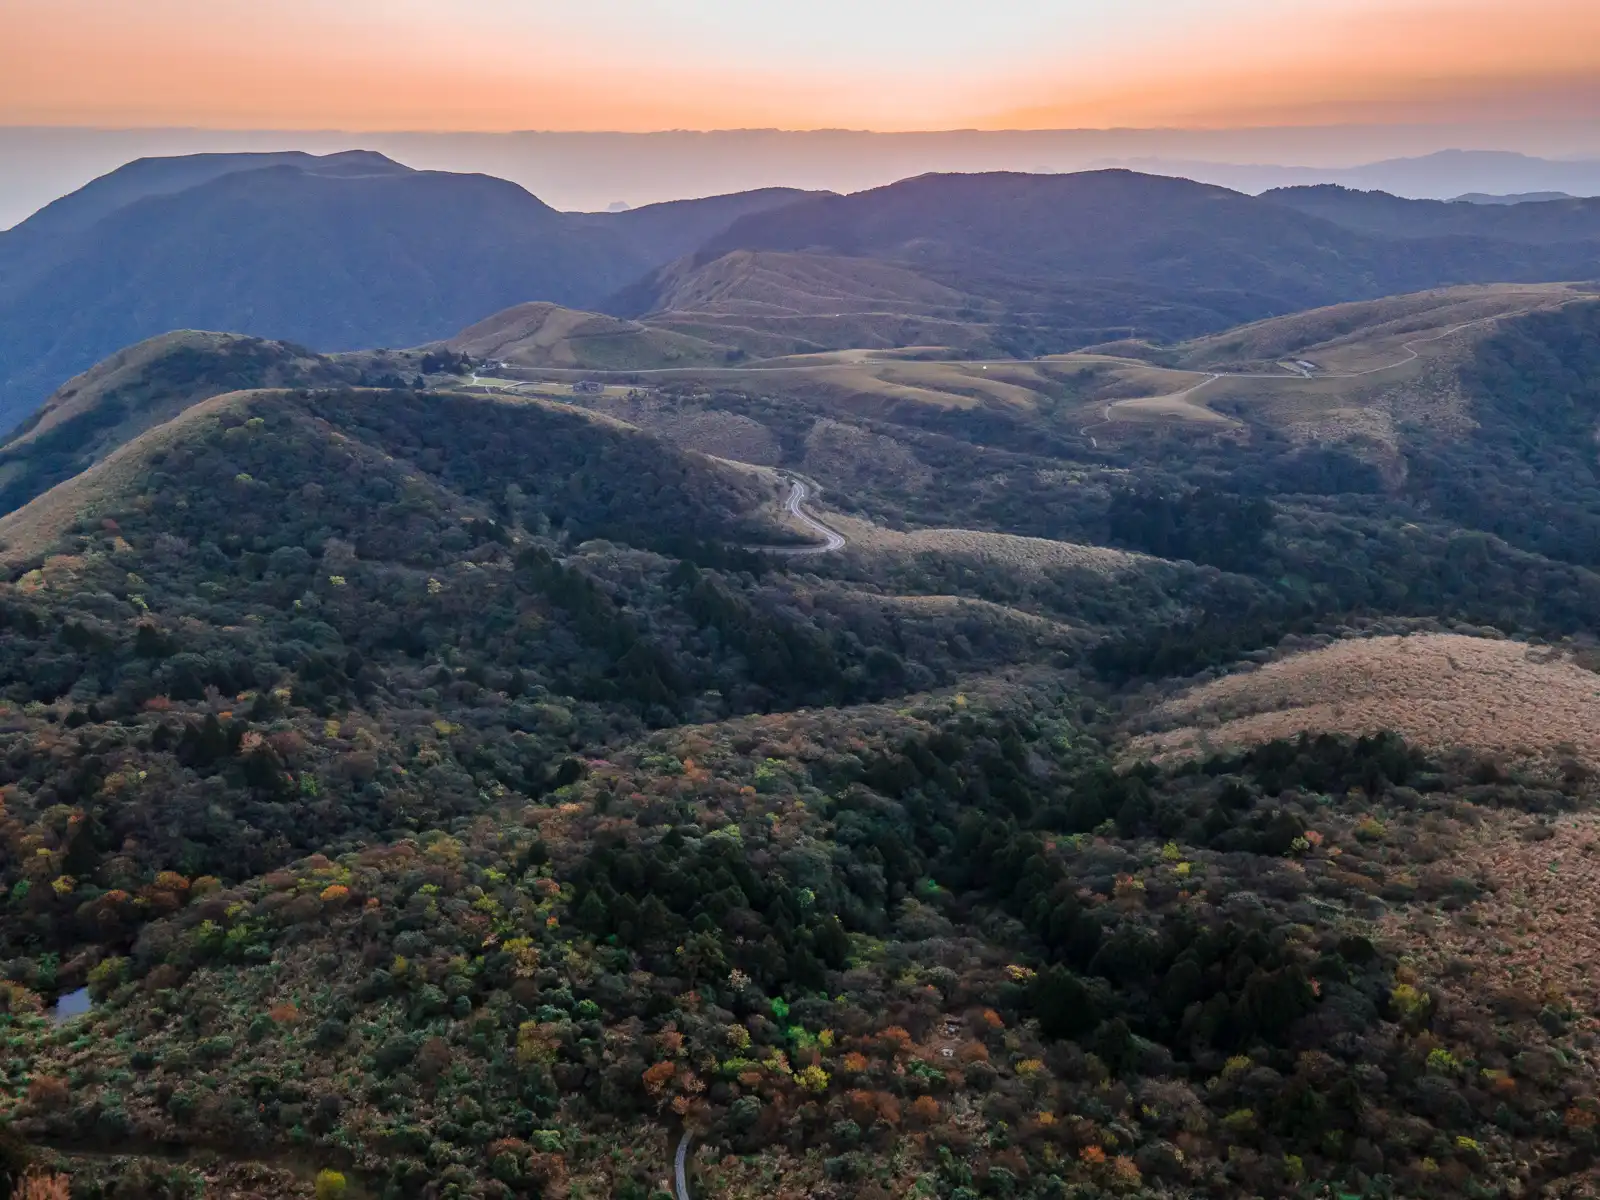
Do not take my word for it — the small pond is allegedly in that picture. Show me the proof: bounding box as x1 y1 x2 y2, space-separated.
51 987 92 1023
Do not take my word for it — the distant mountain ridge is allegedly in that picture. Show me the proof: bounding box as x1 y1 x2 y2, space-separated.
6 149 410 241
1102 149 1600 199
0 151 815 432
1263 184 1600 242
1453 191 1576 205
9 153 1600 435
623 170 1600 352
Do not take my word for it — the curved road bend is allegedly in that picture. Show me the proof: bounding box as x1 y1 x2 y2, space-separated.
766 477 847 556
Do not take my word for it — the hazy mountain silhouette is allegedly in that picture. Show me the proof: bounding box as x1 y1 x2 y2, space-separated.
0 153 813 430
1264 184 1600 242
1104 150 1600 199
8 150 410 242
10 157 1600 433
1453 192 1576 205
624 171 1600 347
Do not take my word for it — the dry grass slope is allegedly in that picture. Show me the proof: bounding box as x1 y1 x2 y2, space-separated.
445 302 729 370
643 250 971 319
1173 283 1591 374
829 513 1148 577
1131 633 1600 767
1381 809 1600 1034
0 390 262 568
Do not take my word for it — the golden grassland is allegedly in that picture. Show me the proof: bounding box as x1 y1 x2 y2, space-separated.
446 301 731 371
1173 283 1592 374
1052 284 1599 446
464 283 1600 450
641 250 971 320
1129 633 1600 767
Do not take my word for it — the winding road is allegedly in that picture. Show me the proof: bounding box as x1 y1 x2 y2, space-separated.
764 477 847 555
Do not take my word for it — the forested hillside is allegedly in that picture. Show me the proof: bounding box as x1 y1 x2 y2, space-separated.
4 290 1600 1199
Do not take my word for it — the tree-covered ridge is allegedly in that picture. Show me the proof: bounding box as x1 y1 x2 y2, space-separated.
1403 299 1600 567
0 388 1140 967
3 684 1597 1198
5 287 1600 1199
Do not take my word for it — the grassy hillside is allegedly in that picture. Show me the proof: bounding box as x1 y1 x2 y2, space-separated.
0 333 369 518
680 170 1600 352
15 160 1600 437
445 303 736 370
1169 283 1587 373
1132 632 1600 767
0 330 490 520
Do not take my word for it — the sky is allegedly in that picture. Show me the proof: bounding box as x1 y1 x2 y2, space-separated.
5 0 1599 132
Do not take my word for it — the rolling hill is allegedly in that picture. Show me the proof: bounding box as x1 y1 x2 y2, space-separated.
18 157 1600 443
443 302 739 370
701 170 1600 297
1131 632 1600 768
0 154 813 434
611 171 1600 360
0 330 477 519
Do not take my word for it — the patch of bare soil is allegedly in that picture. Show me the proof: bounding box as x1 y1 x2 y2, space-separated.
1132 634 1600 767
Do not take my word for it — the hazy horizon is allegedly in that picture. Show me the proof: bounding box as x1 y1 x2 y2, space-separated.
6 120 1600 231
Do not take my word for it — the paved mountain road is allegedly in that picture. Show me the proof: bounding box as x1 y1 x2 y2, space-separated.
781 478 846 553
675 1130 692 1200
758 477 846 555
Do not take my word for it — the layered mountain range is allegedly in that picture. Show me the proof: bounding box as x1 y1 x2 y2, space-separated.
6 149 1600 432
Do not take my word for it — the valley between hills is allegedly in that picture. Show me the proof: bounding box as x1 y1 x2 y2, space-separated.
2 153 1600 1200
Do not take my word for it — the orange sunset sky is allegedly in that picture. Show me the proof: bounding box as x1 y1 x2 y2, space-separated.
4 0 1599 131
